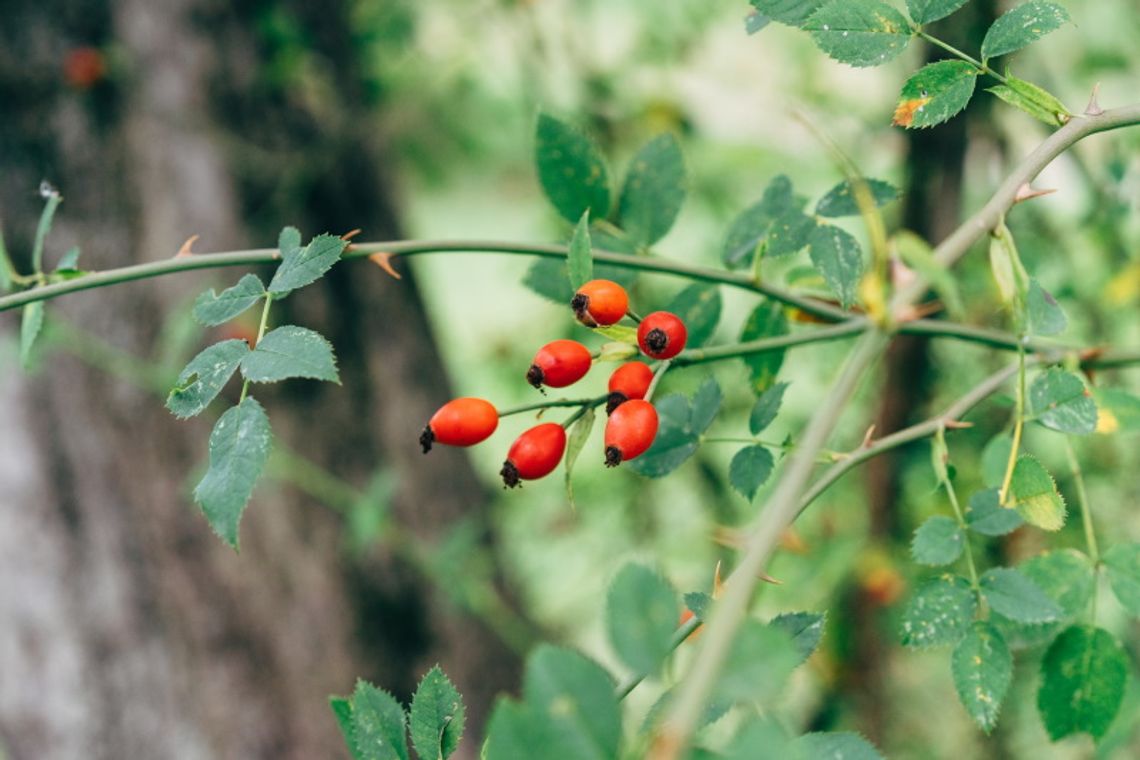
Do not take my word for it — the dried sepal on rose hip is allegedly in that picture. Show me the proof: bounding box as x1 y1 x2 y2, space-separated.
637 311 687 360
527 339 593 390
606 360 654 415
420 397 498 453
604 399 658 467
500 422 567 487
571 279 629 327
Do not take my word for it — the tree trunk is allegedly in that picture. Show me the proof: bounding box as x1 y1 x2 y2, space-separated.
0 2 519 758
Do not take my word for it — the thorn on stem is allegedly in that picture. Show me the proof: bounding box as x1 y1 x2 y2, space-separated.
860 424 877 450
1013 183 1057 205
369 252 402 280
175 234 199 258
1085 83 1104 116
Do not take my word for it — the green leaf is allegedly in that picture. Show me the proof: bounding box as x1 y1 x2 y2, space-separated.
628 379 720 478
278 225 302 257
1009 455 1066 531
566 212 593 290
804 0 913 68
808 224 863 308
32 186 61 274
626 394 698 478
351 680 410 760
55 245 81 272
0 230 13 292
815 178 900 218
605 564 679 675
1103 543 1140 617
166 339 250 419
729 446 775 501
750 382 789 434
900 575 976 648
765 210 816 258
994 550 1094 650
952 622 1013 733
1093 388 1140 433
593 324 639 345
745 12 771 35
980 435 1013 489
193 274 266 327
715 619 799 703
980 567 1061 623
750 0 827 27
770 611 826 664
535 113 611 224
912 515 964 566
564 407 595 509
193 397 272 549
523 646 621 760
1029 368 1097 435
739 301 789 394
1026 278 1068 335
482 700 543 760
268 232 346 295
792 732 884 760
20 301 44 369
965 488 1023 536
722 175 797 268
722 718 797 760
617 133 686 246
893 60 978 129
988 76 1071 126
690 377 723 433
981 0 1070 61
906 0 970 25
1038 625 1128 741
666 283 721 348
330 697 363 760
241 325 340 383
410 666 464 760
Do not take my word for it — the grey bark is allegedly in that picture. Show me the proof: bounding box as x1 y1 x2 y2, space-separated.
0 2 520 758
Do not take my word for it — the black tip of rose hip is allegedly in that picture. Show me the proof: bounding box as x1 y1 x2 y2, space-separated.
500 460 521 488
419 426 434 453
605 446 622 468
606 392 627 416
571 293 596 326
526 364 545 389
645 327 667 353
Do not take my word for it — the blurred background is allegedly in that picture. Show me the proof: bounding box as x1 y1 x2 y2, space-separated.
1 0 1138 758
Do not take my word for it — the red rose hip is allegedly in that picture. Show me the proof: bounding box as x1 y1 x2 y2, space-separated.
604 399 658 466
527 339 592 390
637 311 687 360
420 397 498 453
606 361 654 415
571 279 629 327
501 423 567 487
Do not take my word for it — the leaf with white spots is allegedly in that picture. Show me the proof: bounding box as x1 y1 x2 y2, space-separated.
952 622 1012 733
981 0 1071 61
804 0 913 68
900 574 976 648
166 339 250 419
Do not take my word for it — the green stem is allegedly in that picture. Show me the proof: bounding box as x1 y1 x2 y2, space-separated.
645 359 672 402
1064 439 1099 565
31 191 62 277
918 31 1011 85
936 426 981 598
498 396 605 418
613 617 702 700
239 294 273 403
998 342 1027 505
673 321 865 365
561 397 606 429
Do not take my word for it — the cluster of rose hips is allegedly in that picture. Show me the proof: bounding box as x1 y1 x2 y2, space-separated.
419 278 689 488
